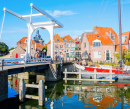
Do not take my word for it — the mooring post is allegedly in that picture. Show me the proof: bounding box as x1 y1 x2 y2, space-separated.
65 68 67 84
39 80 45 106
94 69 97 84
79 69 81 83
1 59 4 70
110 70 112 84
19 78 25 102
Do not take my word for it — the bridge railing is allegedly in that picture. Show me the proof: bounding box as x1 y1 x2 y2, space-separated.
0 58 51 68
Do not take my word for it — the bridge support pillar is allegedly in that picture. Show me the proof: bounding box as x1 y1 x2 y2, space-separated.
0 70 8 102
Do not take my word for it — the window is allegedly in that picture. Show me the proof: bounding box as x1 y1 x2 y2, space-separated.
106 50 110 60
83 43 86 48
76 52 81 57
72 44 75 47
66 44 70 47
69 39 71 42
66 53 69 57
111 35 115 39
57 39 59 41
93 42 101 47
93 51 101 58
25 39 28 43
83 51 87 58
60 52 62 55
55 44 58 48
60 45 63 48
64 39 66 41
55 52 58 56
97 35 99 37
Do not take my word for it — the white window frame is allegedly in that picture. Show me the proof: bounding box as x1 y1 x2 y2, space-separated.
93 39 101 47
93 51 101 58
105 50 111 60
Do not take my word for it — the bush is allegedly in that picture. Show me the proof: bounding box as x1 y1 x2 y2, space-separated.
126 62 130 66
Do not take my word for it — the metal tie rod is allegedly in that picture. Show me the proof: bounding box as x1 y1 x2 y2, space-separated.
30 3 63 27
3 8 31 23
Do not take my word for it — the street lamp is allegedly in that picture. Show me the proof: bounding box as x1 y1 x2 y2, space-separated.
43 49 46 58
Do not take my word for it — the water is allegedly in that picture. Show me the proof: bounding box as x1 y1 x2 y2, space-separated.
2 77 130 109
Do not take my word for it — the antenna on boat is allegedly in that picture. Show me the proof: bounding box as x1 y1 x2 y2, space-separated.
118 0 122 68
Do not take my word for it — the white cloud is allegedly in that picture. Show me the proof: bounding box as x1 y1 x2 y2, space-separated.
58 30 92 39
46 10 78 17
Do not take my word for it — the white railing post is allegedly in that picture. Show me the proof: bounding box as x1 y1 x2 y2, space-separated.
79 69 81 83
94 69 97 84
65 68 67 83
19 78 25 102
39 80 45 106
110 70 112 84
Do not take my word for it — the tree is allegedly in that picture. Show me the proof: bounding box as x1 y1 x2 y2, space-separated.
8 47 15 51
114 49 130 63
42 45 47 55
0 42 9 54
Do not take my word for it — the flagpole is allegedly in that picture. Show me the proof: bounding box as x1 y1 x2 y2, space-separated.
118 0 122 67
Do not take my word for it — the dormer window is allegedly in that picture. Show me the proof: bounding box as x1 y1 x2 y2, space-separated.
25 39 28 43
57 39 59 41
64 39 66 41
111 35 115 39
97 35 99 37
69 39 71 42
93 39 101 47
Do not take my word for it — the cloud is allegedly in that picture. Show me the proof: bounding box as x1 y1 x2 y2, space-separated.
58 30 92 39
45 10 78 17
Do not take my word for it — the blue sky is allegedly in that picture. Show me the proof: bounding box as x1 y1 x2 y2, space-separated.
0 0 130 48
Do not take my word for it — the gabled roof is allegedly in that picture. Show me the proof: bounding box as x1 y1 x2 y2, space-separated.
47 34 64 44
63 35 74 42
86 34 114 45
93 26 118 44
17 37 35 44
93 26 117 35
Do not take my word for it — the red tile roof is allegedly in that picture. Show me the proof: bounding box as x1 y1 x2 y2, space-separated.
93 26 118 44
86 34 114 45
17 37 35 44
63 35 74 42
48 34 64 44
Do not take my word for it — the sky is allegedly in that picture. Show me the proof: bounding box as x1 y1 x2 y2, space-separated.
0 0 130 48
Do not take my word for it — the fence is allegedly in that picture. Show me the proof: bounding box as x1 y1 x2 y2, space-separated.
63 68 115 84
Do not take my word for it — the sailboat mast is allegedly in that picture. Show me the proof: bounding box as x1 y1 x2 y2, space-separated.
118 0 122 67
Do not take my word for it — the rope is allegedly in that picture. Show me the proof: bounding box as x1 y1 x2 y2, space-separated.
0 11 6 41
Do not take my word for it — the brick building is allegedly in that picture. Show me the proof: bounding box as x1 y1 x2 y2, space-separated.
47 34 75 59
11 30 45 58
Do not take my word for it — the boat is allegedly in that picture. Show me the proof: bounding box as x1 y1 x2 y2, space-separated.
75 63 130 80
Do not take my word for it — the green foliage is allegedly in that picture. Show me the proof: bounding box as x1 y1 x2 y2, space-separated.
56 64 61 75
0 42 9 53
8 47 15 51
126 62 130 66
42 45 47 55
104 62 117 66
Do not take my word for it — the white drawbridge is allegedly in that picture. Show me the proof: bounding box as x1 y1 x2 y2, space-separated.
0 3 63 60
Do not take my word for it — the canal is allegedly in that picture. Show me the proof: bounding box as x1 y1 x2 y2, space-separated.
1 76 130 109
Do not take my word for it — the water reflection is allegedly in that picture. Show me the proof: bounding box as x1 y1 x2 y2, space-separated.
7 76 130 109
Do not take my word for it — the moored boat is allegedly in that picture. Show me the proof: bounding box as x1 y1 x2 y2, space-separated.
75 63 130 80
